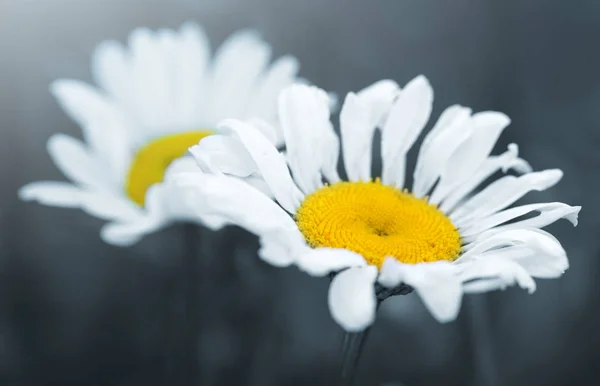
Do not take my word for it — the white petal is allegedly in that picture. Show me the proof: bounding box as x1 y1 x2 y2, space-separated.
339 80 400 182
87 122 133 190
258 228 308 267
378 258 462 323
51 80 135 178
80 192 143 221
244 56 300 144
458 256 536 294
189 134 256 177
328 266 378 332
175 171 295 233
18 181 83 207
296 248 368 277
100 217 167 247
460 202 580 241
173 22 211 127
125 27 172 131
462 277 512 294
381 75 433 187
91 40 134 108
46 134 111 190
340 92 374 182
278 84 340 194
462 227 558 256
355 79 400 128
163 156 203 182
217 119 304 213
412 105 473 197
451 169 563 226
207 30 271 123
99 184 171 246
430 112 511 203
161 158 232 228
176 171 306 266
50 79 131 138
244 118 279 146
460 228 569 279
242 175 274 198
436 144 532 210
18 180 141 222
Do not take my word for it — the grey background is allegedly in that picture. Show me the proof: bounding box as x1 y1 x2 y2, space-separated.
0 0 598 385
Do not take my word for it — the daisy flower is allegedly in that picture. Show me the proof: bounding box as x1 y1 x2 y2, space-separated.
19 22 300 246
177 76 580 332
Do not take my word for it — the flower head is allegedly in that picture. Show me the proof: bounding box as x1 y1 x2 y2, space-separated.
178 76 580 331
19 22 300 246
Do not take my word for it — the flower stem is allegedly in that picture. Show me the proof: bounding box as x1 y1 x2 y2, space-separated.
467 296 500 386
171 223 201 385
339 327 372 386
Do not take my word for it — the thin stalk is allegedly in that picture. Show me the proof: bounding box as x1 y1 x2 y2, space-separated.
468 296 499 386
339 327 372 386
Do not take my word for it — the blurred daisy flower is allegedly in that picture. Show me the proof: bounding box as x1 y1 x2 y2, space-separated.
19 22 300 246
177 76 580 331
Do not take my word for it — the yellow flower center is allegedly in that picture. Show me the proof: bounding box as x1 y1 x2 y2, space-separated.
125 130 212 206
295 180 462 267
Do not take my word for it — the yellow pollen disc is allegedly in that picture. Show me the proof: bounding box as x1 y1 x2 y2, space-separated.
295 180 462 268
125 130 212 206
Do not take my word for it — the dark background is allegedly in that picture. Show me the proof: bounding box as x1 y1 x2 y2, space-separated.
0 0 598 385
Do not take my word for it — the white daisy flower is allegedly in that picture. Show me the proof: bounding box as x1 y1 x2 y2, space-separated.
18 22 300 246
177 76 580 332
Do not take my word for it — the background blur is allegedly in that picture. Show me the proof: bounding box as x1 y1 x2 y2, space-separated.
0 0 598 385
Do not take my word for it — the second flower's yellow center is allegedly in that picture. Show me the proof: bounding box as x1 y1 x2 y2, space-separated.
295 180 462 268
125 131 212 206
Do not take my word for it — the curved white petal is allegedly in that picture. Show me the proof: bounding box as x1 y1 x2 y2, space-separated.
381 75 433 188
244 118 279 146
278 84 340 194
296 248 368 277
244 56 300 144
460 228 569 279
436 144 532 210
462 227 562 256
92 40 133 105
19 181 84 207
451 169 563 226
340 92 376 182
460 202 580 241
50 79 132 138
190 134 257 177
47 134 112 190
100 216 167 247
378 258 462 323
173 22 211 127
160 157 231 229
340 80 400 182
50 80 134 181
458 256 536 294
217 119 304 213
412 105 472 197
258 228 308 267
19 181 141 223
79 192 143 221
356 79 400 128
430 112 511 203
100 184 170 246
119 27 175 132
328 266 378 332
207 30 271 122
175 170 296 233
163 156 204 182
175 171 305 266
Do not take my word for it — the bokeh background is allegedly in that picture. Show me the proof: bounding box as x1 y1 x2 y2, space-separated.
1 0 598 385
